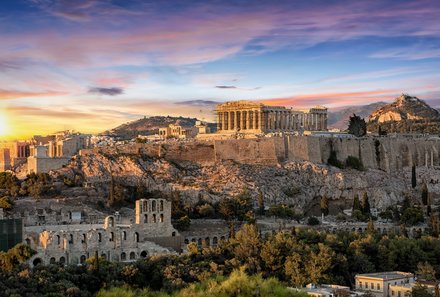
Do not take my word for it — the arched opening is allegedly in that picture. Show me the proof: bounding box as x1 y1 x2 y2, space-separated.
59 256 66 265
33 258 42 266
98 233 102 242
197 238 202 246
123 231 127 240
159 214 164 223
49 257 56 264
144 214 148 223
57 235 60 245
212 237 218 246
191 238 196 242
135 232 139 242
184 239 189 244
25 238 31 245
121 252 126 261
172 231 176 237
80 255 86 264
69 234 74 244
108 216 114 227
110 232 114 242
205 237 210 246
160 200 164 211
152 200 156 212
82 234 86 243
153 214 157 223
143 200 148 212
101 253 107 260
140 251 148 258
129 252 136 260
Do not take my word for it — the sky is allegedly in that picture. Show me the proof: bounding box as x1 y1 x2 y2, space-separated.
1 0 440 139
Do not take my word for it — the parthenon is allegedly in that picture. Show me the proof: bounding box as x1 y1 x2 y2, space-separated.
215 101 327 133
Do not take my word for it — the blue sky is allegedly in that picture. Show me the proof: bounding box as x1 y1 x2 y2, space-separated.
1 0 440 137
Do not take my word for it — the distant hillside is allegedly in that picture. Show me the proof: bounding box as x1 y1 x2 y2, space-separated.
328 102 387 130
102 116 214 138
368 94 440 134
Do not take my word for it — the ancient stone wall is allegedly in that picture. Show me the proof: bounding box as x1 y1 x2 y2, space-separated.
214 138 279 165
27 157 70 174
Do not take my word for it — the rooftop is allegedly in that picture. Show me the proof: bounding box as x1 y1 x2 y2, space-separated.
356 271 414 280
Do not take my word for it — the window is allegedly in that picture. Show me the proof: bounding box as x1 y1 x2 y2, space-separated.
82 234 86 243
144 214 148 223
57 235 60 245
152 200 156 212
392 290 395 296
377 284 380 290
121 252 126 261
398 292 401 297
69 234 74 244
159 214 164 223
110 232 114 242
135 232 139 242
160 200 164 211
123 231 127 240
130 252 136 260
153 214 157 223
366 283 368 289
98 233 102 242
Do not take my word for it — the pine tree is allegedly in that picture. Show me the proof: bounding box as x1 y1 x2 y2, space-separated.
348 114 367 137
412 165 417 188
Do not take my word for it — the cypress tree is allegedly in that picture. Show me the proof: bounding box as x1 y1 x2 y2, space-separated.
352 194 361 212
320 196 329 217
422 183 429 205
361 192 371 215
412 165 417 188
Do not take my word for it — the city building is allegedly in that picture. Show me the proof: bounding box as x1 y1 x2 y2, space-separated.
0 141 31 171
158 124 198 139
355 272 415 297
389 281 439 297
302 284 358 297
27 131 91 173
0 218 23 252
26 198 181 266
215 100 327 134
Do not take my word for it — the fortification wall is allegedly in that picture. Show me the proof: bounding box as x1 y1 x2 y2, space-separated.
213 138 279 165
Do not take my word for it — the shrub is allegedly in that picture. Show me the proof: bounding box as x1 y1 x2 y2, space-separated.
307 216 320 225
345 156 364 170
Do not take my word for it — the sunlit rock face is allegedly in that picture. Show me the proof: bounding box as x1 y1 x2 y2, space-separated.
369 94 440 123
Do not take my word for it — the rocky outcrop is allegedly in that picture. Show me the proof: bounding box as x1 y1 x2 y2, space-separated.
57 151 440 213
369 94 440 123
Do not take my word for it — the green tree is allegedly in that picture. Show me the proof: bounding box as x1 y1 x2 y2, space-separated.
305 243 335 284
230 224 261 273
367 219 376 235
400 208 424 226
307 216 320 226
0 196 13 210
285 253 308 287
348 114 367 137
416 262 437 281
412 283 434 297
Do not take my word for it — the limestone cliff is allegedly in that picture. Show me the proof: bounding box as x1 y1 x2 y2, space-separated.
369 94 440 123
56 150 440 214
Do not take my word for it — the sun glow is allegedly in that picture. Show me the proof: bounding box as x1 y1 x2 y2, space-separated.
0 111 10 138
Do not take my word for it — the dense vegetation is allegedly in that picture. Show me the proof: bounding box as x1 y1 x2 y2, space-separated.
1 226 440 297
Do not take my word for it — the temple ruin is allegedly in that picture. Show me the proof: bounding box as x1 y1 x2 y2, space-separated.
215 101 327 133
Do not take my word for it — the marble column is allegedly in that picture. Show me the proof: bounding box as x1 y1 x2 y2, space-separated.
228 111 234 130
240 111 245 130
234 111 238 130
217 112 221 131
253 110 257 130
259 111 263 132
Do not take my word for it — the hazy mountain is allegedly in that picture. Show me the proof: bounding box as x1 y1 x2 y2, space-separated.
328 102 387 130
102 116 200 138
